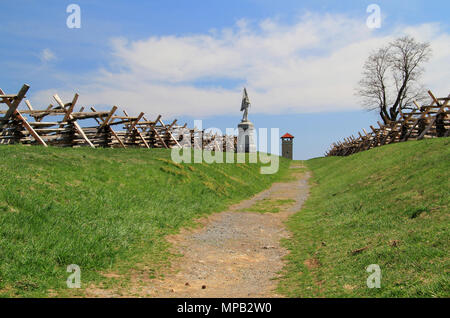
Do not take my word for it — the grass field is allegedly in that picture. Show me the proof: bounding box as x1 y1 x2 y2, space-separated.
0 145 289 297
278 138 449 297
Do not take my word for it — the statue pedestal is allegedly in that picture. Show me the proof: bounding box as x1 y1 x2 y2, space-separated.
237 121 256 153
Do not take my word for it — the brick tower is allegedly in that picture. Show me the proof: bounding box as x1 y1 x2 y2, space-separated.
281 133 294 160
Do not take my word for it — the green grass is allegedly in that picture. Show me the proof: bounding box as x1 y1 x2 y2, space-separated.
0 145 290 297
242 198 296 213
278 138 449 297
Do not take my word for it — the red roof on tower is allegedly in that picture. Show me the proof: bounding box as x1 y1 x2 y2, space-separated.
281 133 294 138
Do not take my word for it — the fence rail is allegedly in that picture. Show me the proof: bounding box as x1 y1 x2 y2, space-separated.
0 84 237 151
326 90 450 157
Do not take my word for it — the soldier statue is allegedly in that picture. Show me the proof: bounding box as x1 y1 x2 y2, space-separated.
240 88 250 122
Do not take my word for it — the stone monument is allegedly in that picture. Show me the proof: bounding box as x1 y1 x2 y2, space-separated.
237 88 256 153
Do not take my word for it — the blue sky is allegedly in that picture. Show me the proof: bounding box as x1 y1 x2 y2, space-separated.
1 0 449 159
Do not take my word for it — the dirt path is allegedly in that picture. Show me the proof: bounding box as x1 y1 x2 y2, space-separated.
85 163 309 297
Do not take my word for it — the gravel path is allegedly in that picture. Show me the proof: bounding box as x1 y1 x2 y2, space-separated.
147 163 310 297
84 163 310 297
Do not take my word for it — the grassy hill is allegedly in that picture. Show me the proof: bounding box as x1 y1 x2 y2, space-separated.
278 138 449 297
0 145 289 297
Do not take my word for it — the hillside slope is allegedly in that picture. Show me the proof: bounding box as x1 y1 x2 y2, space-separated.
0 146 289 297
279 138 449 297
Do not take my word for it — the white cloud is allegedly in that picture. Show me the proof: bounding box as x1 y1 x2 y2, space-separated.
39 48 56 63
31 13 449 118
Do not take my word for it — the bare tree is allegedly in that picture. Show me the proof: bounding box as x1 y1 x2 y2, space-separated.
357 36 432 123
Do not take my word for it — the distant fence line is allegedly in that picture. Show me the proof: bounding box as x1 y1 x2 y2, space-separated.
0 84 237 151
326 90 450 157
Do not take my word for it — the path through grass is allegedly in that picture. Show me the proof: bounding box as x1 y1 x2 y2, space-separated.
0 145 289 297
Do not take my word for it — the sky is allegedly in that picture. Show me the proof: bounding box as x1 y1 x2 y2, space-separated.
1 0 449 159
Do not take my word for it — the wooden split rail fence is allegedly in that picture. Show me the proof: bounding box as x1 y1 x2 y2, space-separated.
0 84 237 151
326 90 450 157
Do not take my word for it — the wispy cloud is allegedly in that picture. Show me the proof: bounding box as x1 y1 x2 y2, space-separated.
31 13 449 118
39 48 56 63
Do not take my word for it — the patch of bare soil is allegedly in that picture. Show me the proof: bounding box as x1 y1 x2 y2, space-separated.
304 258 321 270
85 163 310 298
